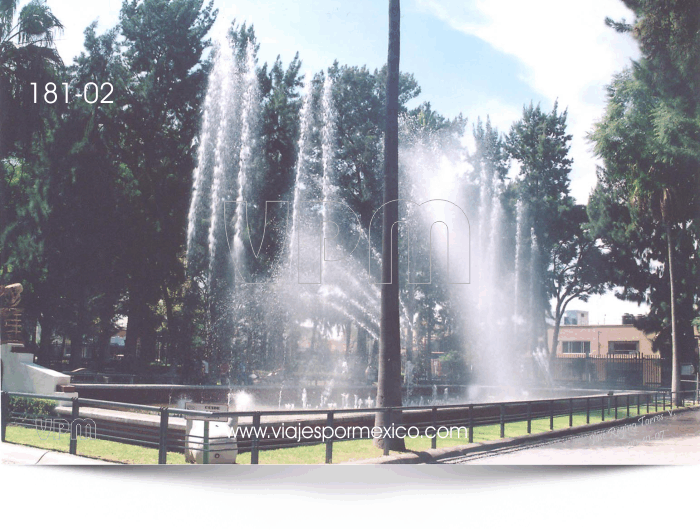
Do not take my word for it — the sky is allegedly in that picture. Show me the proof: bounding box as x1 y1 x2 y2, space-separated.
41 0 647 324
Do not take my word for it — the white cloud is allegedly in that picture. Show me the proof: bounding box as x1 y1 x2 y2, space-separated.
416 0 641 203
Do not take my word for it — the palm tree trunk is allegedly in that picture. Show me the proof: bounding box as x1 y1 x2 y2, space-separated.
375 0 405 451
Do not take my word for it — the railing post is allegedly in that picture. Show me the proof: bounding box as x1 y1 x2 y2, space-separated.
69 397 79 455
526 402 532 434
468 405 474 443
1 392 9 442
431 407 437 450
655 392 658 412
614 395 618 420
202 420 210 464
549 400 554 431
325 411 334 464
601 397 605 422
499 404 505 439
585 397 590 425
696 372 699 405
383 408 391 456
569 399 573 428
626 395 630 418
251 413 261 464
637 394 640 416
158 407 169 465
646 393 649 414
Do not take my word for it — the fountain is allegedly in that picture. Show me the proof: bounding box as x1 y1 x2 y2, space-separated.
184 34 548 414
405 360 414 399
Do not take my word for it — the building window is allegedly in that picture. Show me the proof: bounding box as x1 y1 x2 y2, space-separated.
609 341 639 354
562 341 590 354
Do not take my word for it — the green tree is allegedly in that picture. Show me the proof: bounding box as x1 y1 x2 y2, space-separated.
117 0 216 371
548 205 609 360
470 116 509 187
506 102 573 254
0 0 63 354
589 69 699 393
38 23 130 368
328 62 420 228
254 53 303 267
593 0 700 402
587 157 699 381
506 102 574 357
398 112 466 383
0 0 63 156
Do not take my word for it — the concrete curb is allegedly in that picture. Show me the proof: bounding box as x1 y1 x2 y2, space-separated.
345 403 700 464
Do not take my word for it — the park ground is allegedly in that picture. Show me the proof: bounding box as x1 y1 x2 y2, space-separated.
2 403 699 464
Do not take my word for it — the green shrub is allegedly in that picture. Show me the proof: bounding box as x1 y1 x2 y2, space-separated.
8 397 56 418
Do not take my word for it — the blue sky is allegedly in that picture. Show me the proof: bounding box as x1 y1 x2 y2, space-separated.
44 0 645 324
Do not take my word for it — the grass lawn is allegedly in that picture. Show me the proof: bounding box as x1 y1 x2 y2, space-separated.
4 425 186 464
4 401 689 464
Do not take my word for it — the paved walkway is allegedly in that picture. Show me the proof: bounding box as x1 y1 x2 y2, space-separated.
442 406 700 465
0 442 117 465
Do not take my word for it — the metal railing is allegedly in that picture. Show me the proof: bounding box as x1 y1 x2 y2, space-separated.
2 388 698 464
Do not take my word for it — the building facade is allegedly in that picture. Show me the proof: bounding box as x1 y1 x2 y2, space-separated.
548 313 662 387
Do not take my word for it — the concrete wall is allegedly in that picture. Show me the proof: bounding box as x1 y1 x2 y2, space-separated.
1 343 77 400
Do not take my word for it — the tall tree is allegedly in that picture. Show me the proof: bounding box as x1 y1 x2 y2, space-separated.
0 0 63 157
594 1 700 403
118 0 216 371
0 0 63 353
590 68 699 399
398 111 466 383
548 205 608 360
40 23 130 368
329 62 420 229
375 0 404 451
588 169 698 376
506 102 574 357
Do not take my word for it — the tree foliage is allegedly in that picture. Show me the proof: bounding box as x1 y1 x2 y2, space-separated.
591 1 700 390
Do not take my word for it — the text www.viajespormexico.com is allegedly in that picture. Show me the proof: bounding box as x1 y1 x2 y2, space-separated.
224 424 466 442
